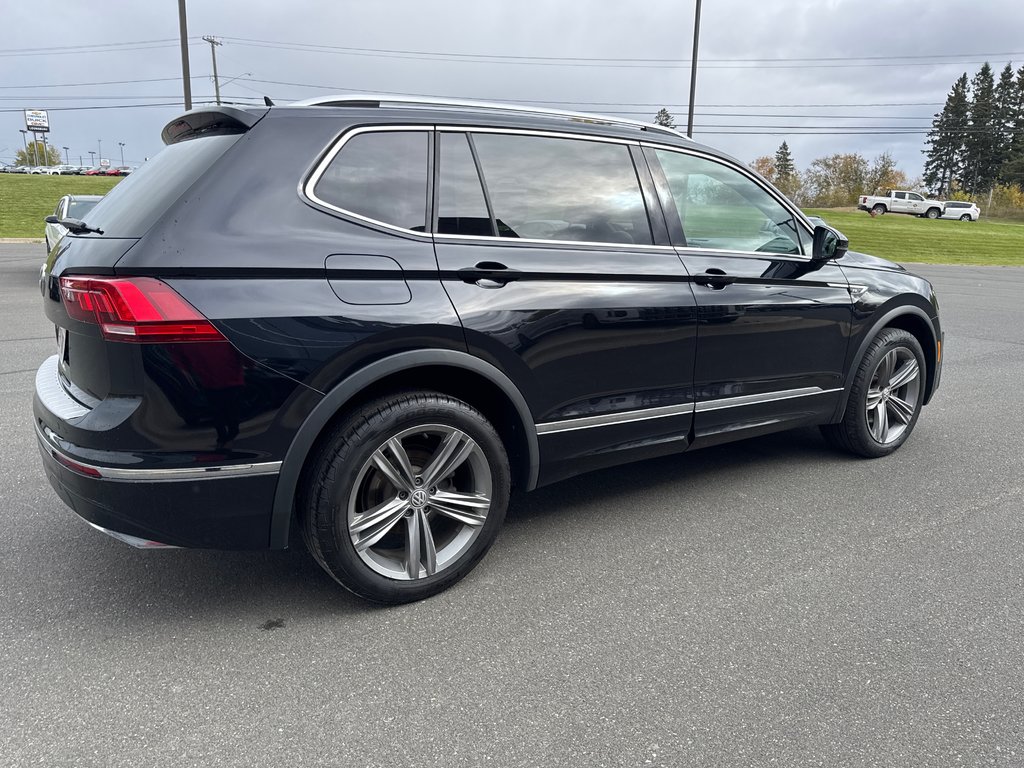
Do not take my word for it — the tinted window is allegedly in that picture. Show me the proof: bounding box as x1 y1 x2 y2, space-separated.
908 193 923 201
315 131 428 231
471 133 652 245
84 134 241 238
655 150 802 255
437 133 492 236
894 192 907 200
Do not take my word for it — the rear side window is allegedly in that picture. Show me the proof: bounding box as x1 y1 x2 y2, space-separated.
82 134 241 238
313 130 429 231
470 133 653 245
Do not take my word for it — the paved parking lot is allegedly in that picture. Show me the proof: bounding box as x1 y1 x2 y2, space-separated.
2 242 1022 766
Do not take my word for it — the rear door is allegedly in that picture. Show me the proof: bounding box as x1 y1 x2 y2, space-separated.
644 145 853 447
432 129 698 484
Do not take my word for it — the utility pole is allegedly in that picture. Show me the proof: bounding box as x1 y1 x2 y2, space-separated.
686 0 702 139
88 151 96 167
62 146 70 164
118 142 125 166
203 36 223 105
30 134 39 166
18 129 28 164
178 0 192 110
98 139 102 166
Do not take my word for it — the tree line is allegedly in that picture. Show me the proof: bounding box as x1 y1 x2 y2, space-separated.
922 62 1024 197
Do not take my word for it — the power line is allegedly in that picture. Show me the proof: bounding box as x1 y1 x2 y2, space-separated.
0 41 203 58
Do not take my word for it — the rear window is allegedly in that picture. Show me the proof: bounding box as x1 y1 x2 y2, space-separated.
81 134 241 238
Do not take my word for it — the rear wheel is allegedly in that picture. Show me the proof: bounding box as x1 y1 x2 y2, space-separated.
871 204 886 215
300 391 510 604
959 214 971 222
822 328 926 458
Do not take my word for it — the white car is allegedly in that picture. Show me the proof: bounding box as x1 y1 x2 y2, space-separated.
940 200 980 221
43 194 104 252
46 165 80 175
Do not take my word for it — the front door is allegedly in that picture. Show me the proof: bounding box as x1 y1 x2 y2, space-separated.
645 146 853 447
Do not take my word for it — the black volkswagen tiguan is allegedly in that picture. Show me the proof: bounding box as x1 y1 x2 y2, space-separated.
35 96 943 603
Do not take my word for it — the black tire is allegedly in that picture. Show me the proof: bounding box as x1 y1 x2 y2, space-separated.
871 204 886 215
300 391 510 604
959 214 971 222
925 207 940 219
821 328 926 458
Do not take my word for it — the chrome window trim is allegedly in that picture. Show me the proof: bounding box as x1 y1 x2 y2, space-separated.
536 402 694 435
36 422 282 483
434 231 678 251
301 125 434 240
639 141 815 249
694 387 842 413
438 125 638 146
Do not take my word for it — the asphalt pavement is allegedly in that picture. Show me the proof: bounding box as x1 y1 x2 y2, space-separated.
2 243 1022 767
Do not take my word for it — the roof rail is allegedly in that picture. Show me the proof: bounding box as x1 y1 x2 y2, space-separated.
290 94 691 141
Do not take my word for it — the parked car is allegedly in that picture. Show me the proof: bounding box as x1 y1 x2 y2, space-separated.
29 166 47 174
43 194 104 252
46 165 80 175
34 97 944 604
11 165 31 174
83 167 106 176
858 190 943 219
940 200 980 221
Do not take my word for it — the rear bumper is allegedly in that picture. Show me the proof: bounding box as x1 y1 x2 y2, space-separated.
35 422 281 549
34 351 284 550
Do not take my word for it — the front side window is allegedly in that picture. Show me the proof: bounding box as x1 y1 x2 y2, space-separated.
314 130 429 231
469 133 653 245
654 149 802 255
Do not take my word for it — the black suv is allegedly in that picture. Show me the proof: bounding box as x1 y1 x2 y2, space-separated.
35 96 943 603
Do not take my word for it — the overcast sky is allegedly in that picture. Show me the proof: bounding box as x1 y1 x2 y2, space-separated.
3 0 1023 178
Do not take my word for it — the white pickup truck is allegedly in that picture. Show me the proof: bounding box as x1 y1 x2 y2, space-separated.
857 190 943 219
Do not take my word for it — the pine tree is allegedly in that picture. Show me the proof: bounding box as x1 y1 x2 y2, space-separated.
922 74 970 195
774 142 795 180
994 63 1018 174
964 63 1000 194
1002 64 1024 184
653 108 676 128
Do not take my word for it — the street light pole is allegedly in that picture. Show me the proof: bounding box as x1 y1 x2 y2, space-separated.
178 0 192 110
18 129 28 164
98 139 102 166
62 146 70 164
686 0 702 139
203 36 223 105
88 151 96 167
118 142 125 166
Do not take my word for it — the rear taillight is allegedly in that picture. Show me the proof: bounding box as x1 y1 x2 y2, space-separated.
59 276 226 343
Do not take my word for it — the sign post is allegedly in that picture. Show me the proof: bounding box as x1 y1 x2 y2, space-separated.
24 109 49 166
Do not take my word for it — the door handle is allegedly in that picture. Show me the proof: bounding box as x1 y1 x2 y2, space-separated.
693 269 737 288
457 262 523 287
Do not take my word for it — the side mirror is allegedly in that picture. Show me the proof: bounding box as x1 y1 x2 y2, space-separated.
44 215 59 224
812 224 848 262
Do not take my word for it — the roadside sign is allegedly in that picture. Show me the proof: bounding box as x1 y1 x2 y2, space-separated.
25 109 49 133
99 158 110 168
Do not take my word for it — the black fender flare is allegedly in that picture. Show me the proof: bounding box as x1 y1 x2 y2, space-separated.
831 305 938 421
269 349 539 548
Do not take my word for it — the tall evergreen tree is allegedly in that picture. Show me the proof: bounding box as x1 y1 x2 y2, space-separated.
774 142 795 180
922 73 970 195
994 63 1018 173
964 63 1000 194
1002 64 1024 183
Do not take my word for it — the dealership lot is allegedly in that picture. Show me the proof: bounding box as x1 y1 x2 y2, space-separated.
2 242 1022 765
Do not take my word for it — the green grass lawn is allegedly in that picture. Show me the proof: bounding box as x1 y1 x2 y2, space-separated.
803 208 1024 266
0 174 123 238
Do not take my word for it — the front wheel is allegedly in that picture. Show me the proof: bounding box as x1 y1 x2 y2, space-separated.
821 328 926 458
925 207 940 219
300 391 510 604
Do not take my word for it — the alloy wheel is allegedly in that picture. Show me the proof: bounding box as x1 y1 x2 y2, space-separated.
865 347 921 444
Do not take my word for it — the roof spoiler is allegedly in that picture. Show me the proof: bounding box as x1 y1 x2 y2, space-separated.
160 105 268 146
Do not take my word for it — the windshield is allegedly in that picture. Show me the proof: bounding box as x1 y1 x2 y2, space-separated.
80 134 242 238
